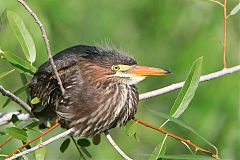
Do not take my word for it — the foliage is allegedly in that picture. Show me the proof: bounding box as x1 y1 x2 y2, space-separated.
0 1 239 160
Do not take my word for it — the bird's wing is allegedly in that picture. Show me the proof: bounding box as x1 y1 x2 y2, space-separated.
29 53 83 127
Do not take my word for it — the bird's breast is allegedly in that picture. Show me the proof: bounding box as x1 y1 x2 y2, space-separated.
68 83 139 137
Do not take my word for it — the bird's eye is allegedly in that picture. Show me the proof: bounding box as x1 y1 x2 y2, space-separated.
112 65 120 71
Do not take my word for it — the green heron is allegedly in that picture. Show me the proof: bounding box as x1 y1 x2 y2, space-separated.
30 45 170 137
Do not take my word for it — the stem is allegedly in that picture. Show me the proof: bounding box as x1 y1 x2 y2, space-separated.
6 128 74 160
133 117 219 159
70 136 86 160
17 0 65 94
104 130 133 160
0 85 32 115
6 122 60 159
139 66 240 100
0 136 13 148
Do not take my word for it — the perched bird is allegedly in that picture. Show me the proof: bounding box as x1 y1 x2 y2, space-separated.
30 45 170 137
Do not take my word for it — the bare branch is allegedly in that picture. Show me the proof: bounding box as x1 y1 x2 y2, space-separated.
6 128 75 160
1 65 239 159
133 117 219 159
17 0 65 94
0 85 32 115
139 65 240 100
7 122 61 158
0 112 30 126
104 131 133 160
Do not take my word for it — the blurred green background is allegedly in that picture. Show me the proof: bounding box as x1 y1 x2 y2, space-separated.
0 0 239 159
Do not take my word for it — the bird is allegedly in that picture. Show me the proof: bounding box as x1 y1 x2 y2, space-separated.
29 44 171 137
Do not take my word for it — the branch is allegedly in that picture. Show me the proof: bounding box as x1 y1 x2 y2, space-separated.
139 65 240 100
6 128 75 160
0 112 30 126
7 122 61 159
1 66 239 121
0 86 32 115
17 0 65 94
133 117 219 159
104 131 133 160
1 65 239 159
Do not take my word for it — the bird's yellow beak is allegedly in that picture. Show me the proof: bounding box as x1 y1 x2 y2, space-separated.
127 65 171 77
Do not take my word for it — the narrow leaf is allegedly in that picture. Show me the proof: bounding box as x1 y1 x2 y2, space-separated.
229 2 240 16
60 138 71 153
35 138 46 160
2 85 28 108
149 137 167 160
157 154 215 160
1 51 36 76
80 147 92 158
125 120 138 136
92 134 101 145
148 110 218 154
31 97 41 105
11 114 20 126
7 11 36 63
6 127 28 141
170 57 202 118
17 118 39 129
77 139 91 147
0 69 15 79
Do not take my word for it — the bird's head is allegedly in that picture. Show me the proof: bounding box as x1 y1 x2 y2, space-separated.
77 45 171 85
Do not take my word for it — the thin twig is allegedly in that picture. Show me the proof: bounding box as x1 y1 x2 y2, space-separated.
70 136 86 160
208 0 224 7
6 122 61 159
104 131 133 160
0 112 30 126
1 64 238 158
17 0 65 94
139 65 240 100
0 85 32 115
223 0 227 68
6 128 75 160
0 136 13 148
1 65 239 124
133 117 219 159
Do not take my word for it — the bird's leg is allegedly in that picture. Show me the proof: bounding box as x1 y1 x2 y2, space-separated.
6 121 60 159
0 136 13 148
132 117 216 158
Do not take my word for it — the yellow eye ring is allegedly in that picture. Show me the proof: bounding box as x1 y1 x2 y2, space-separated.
112 65 120 71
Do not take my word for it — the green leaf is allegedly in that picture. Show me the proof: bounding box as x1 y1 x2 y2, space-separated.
170 57 202 118
0 154 8 158
1 51 36 76
7 11 36 64
92 134 101 145
60 138 71 153
125 120 138 136
6 127 28 141
149 137 167 160
35 138 46 160
2 85 28 108
80 147 92 158
11 114 20 126
31 97 41 104
229 2 240 16
17 118 39 129
77 139 91 147
157 154 215 160
0 69 15 79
